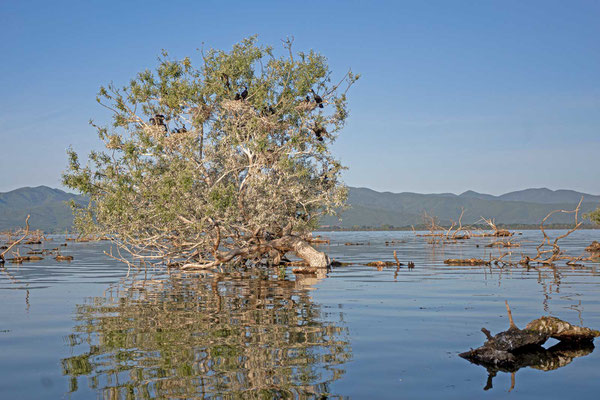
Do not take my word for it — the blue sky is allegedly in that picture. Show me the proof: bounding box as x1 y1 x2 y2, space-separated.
1 0 598 195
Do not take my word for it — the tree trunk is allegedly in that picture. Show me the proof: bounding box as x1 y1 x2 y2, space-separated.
181 234 330 270
286 236 330 268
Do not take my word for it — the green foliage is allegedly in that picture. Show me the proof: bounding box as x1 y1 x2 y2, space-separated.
585 207 600 225
63 36 357 262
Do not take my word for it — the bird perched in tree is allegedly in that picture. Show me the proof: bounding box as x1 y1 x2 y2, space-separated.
240 86 248 100
174 126 188 134
311 124 326 141
310 89 324 108
261 105 276 116
149 114 168 132
221 73 231 90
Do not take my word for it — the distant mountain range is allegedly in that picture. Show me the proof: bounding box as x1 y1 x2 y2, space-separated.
0 186 86 232
320 187 600 229
0 186 598 232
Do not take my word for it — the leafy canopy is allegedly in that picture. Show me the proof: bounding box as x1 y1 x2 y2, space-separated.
63 36 358 265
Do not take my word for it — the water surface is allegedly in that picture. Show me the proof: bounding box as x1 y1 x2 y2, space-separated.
1 230 599 399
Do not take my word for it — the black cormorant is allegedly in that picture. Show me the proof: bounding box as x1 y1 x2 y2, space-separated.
150 114 167 131
310 89 324 108
312 125 326 142
221 73 231 89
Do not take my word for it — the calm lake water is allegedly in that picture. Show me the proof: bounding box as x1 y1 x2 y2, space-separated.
1 230 600 399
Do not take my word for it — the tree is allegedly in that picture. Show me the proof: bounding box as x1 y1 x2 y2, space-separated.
585 207 600 225
63 37 358 269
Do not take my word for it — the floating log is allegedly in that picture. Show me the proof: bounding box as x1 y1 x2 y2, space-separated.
330 260 352 267
8 255 44 263
444 258 490 266
485 241 520 248
385 240 406 246
453 234 471 240
586 241 600 253
365 261 397 267
459 302 600 370
525 316 600 342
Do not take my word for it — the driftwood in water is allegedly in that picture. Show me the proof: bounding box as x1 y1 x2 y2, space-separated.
366 261 398 267
444 258 490 266
460 302 599 369
8 255 44 263
460 302 599 391
0 215 30 264
586 241 600 253
485 240 520 248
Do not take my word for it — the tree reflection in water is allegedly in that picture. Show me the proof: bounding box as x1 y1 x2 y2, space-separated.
61 269 350 399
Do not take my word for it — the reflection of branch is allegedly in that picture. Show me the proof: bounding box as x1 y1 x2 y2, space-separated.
1 215 30 263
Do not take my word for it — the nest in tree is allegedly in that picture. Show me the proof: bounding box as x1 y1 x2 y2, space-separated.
193 103 213 122
295 102 316 113
164 129 196 150
221 99 252 114
258 116 279 132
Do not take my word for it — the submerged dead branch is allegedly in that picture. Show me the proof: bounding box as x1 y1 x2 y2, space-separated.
444 200 596 268
0 215 30 264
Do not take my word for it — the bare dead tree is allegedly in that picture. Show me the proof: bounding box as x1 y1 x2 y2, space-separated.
0 215 30 264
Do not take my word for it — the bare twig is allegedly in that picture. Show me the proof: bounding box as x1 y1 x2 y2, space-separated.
1 215 30 263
